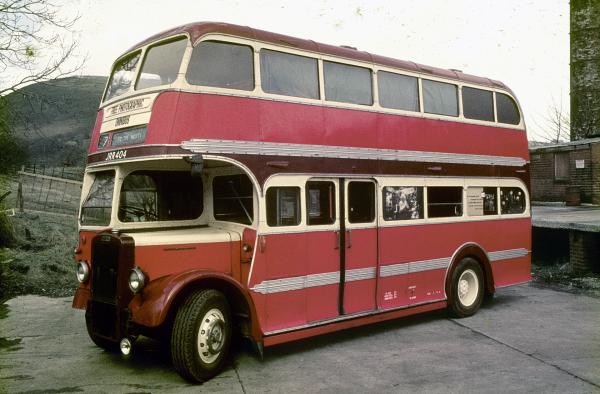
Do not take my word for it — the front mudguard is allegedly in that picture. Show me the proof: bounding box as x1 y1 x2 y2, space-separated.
128 270 262 342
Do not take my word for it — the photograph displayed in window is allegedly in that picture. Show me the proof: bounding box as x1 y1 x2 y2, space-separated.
500 187 526 214
80 171 115 226
348 182 375 223
104 51 141 101
260 49 319 99
427 186 463 218
496 93 521 125
378 71 419 112
463 87 494 121
423 79 458 116
118 171 203 222
266 187 301 226
186 41 254 90
466 187 497 216
136 38 187 90
383 186 423 221
324 61 373 105
213 174 254 225
306 181 335 225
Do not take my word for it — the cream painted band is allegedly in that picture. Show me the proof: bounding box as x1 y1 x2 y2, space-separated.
181 139 527 167
250 247 528 295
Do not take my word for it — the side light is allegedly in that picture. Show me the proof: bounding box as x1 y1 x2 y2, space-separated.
77 261 90 283
128 267 146 293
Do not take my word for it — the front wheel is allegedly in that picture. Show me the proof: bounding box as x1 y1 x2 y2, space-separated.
171 289 232 383
448 258 484 318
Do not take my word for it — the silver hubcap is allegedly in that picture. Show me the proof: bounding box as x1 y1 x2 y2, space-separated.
458 269 479 308
197 308 226 364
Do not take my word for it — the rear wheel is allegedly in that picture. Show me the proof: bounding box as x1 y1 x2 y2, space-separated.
171 289 232 383
449 258 484 318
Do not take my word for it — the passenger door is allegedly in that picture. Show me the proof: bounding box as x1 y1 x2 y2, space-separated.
342 179 378 314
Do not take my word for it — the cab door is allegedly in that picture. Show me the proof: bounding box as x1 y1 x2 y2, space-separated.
342 179 378 314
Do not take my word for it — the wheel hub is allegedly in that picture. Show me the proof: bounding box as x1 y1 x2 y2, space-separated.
206 320 225 354
198 308 226 364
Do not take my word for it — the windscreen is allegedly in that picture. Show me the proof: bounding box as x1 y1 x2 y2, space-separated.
118 170 203 223
80 171 115 226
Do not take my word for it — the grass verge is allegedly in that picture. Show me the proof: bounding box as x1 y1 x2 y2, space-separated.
0 211 78 298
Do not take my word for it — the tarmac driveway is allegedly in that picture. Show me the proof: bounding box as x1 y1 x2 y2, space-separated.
1 284 599 393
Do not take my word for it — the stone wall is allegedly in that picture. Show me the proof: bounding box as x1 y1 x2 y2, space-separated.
571 0 600 140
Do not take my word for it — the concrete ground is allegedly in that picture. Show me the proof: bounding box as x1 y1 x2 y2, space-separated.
532 205 600 232
1 284 599 393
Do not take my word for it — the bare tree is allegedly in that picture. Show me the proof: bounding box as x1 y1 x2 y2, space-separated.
0 0 83 96
538 97 571 143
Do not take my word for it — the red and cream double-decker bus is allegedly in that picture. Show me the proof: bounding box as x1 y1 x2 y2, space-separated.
73 22 531 382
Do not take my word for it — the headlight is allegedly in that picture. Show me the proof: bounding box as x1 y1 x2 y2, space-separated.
76 261 90 283
128 267 146 293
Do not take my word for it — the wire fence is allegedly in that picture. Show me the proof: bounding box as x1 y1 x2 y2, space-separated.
7 165 84 216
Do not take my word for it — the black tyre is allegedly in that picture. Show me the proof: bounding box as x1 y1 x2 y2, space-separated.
85 316 118 352
448 258 484 318
171 289 232 383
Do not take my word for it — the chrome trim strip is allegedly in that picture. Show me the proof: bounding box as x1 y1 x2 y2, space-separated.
181 139 527 167
250 247 528 295
488 248 529 262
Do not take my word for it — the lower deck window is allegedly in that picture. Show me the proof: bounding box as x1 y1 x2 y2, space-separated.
118 170 203 222
383 186 423 220
500 187 526 214
267 187 301 226
466 187 498 216
306 181 336 225
427 186 463 218
213 174 254 225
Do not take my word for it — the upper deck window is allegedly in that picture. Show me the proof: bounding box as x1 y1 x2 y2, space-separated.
136 37 187 90
186 41 254 90
104 51 141 102
423 79 458 117
496 93 521 125
260 49 319 99
462 87 494 121
378 71 419 112
324 61 373 105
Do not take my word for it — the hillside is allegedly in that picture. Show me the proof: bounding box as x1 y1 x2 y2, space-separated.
5 76 107 166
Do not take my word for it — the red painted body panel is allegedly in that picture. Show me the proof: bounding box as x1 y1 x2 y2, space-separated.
72 230 101 309
89 92 529 163
87 111 103 154
343 228 377 314
306 231 339 322
135 241 234 280
263 300 447 347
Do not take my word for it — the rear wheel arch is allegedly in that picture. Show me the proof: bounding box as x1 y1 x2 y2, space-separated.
445 243 494 299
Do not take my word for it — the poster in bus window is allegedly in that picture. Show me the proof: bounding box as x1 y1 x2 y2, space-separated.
278 189 299 223
308 189 321 217
383 186 423 220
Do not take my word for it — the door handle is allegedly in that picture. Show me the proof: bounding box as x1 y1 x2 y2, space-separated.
334 231 340 249
346 230 352 248
259 235 266 253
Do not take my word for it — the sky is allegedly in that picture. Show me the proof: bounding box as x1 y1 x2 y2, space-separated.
67 0 569 141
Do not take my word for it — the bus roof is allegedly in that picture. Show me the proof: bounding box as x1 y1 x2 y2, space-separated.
126 22 511 92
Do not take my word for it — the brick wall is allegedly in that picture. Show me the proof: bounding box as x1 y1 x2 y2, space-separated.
569 231 600 272
530 141 600 204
